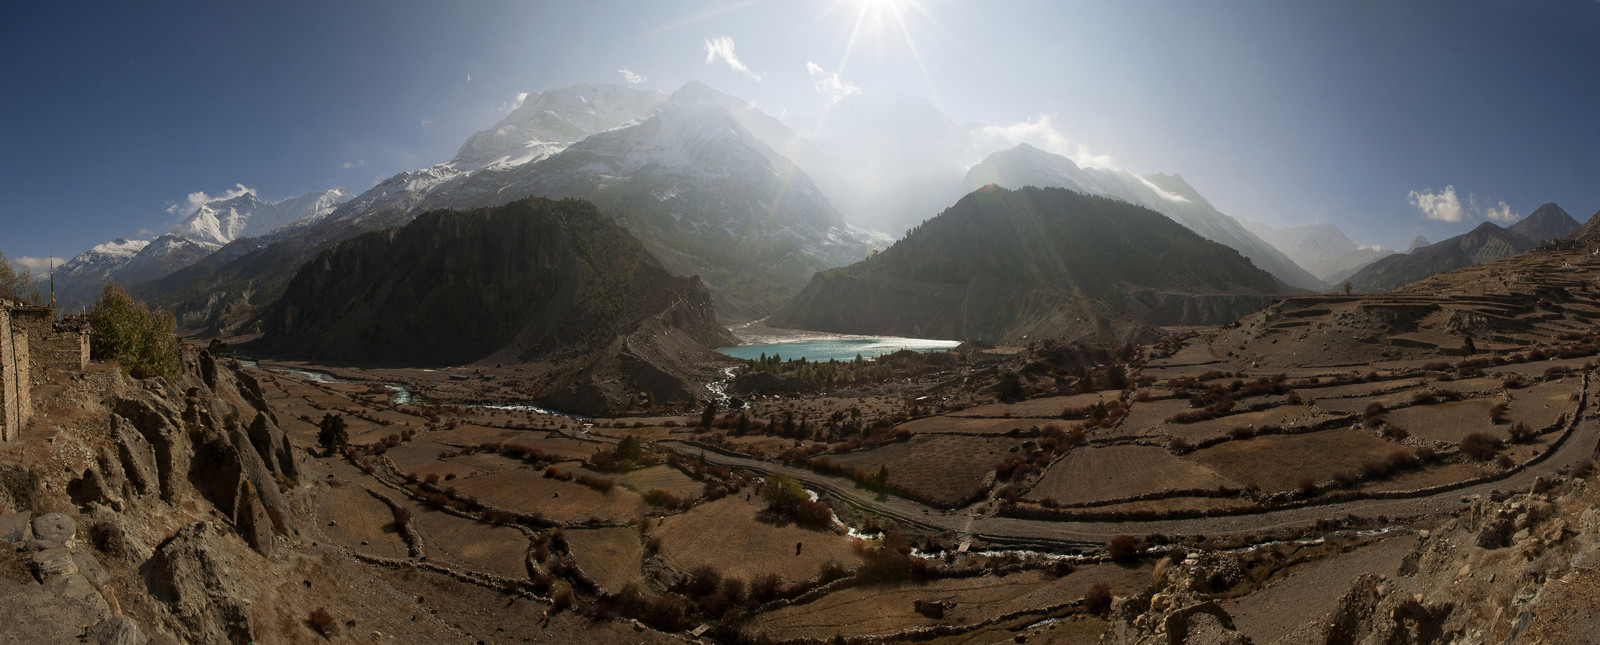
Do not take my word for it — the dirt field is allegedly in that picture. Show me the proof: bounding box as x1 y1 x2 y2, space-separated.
1294 377 1425 400
615 465 703 499
448 468 646 523
317 483 409 559
745 564 1148 640
427 426 602 460
891 416 1044 435
649 496 862 584
950 391 1119 418
1506 379 1581 430
410 506 530 579
831 435 1019 507
1112 399 1194 434
1381 398 1505 443
1025 445 1240 506
565 526 645 593
1190 429 1408 493
1165 405 1321 443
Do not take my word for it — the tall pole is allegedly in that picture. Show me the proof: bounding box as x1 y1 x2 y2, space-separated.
49 256 55 308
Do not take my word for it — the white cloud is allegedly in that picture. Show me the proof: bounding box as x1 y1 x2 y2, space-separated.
465 73 472 82
164 183 256 216
342 159 366 169
618 68 646 84
10 256 53 273
500 92 529 115
980 115 1118 170
420 118 433 130
806 62 860 103
1483 200 1516 222
1408 185 1464 222
703 36 761 81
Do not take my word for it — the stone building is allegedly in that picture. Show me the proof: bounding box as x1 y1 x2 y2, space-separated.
1 303 89 441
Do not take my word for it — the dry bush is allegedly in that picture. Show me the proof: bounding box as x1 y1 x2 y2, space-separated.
1107 535 1140 564
1508 422 1536 444
308 608 337 637
751 573 784 603
87 521 128 559
1083 582 1113 615
1489 402 1509 424
1460 432 1501 461
391 506 412 529
1363 402 1386 419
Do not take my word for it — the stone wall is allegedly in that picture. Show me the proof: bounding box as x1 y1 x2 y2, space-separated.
1 307 32 442
8 307 89 381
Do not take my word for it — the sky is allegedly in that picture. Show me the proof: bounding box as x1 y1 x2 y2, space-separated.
3 0 1598 270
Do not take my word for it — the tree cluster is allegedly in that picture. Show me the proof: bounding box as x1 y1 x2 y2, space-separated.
89 282 181 379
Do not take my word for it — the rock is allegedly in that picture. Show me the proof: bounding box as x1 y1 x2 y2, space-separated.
913 599 952 618
86 615 147 645
1476 516 1514 549
245 412 299 486
32 512 77 544
147 522 256 643
0 511 32 542
1512 528 1531 543
31 547 80 582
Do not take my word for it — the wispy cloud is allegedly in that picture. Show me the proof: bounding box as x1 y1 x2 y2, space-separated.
465 73 472 82
1408 186 1518 223
420 118 433 130
11 256 53 273
164 183 256 216
980 115 1116 171
342 159 366 170
806 62 859 103
500 92 529 115
618 68 646 84
1408 185 1464 222
703 36 761 81
1476 196 1517 222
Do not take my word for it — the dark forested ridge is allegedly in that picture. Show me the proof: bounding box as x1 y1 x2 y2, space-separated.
770 185 1295 344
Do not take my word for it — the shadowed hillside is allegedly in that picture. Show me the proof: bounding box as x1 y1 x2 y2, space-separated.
769 185 1296 344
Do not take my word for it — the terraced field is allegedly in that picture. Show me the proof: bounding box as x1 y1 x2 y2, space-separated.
831 434 1020 507
1190 428 1408 493
1025 445 1240 506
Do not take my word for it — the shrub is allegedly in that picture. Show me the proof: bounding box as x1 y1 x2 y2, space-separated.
1107 535 1140 564
308 608 337 637
1460 432 1501 461
1489 402 1509 424
391 506 413 529
1508 422 1536 444
791 499 835 529
317 414 349 454
687 564 722 598
89 282 181 379
760 473 808 510
87 521 128 559
751 573 784 603
1363 402 1386 419
1083 582 1114 615
1166 437 1190 455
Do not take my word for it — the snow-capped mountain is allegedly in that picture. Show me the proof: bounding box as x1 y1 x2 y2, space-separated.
56 238 148 282
174 187 353 245
1237 220 1395 284
311 84 669 234
113 233 222 287
962 143 1327 291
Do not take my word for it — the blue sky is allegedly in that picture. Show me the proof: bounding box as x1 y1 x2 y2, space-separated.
3 0 1598 268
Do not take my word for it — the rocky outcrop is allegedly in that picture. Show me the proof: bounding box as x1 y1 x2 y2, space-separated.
146 522 256 643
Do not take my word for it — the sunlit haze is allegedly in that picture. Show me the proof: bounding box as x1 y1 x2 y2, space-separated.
4 0 1598 268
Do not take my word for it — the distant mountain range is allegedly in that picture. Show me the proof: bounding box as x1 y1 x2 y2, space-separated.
1348 203 1579 292
50 188 351 309
1236 220 1396 285
257 197 733 415
769 186 1293 344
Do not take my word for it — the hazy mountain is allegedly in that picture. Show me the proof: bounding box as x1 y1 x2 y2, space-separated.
143 82 883 325
258 197 734 415
1506 202 1580 242
1238 219 1396 283
1408 235 1431 252
770 186 1293 344
962 144 1327 291
1348 222 1535 293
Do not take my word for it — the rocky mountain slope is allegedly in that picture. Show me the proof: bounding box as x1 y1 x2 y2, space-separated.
1348 222 1535 293
770 185 1294 344
963 144 1328 291
257 197 735 414
1506 202 1580 242
175 188 354 246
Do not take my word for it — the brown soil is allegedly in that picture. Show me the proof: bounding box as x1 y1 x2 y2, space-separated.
1026 445 1239 506
649 496 862 584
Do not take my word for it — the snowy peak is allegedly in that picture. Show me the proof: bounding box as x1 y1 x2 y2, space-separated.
173 187 353 245
453 83 668 169
58 238 149 280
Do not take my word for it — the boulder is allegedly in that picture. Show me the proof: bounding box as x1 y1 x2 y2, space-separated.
32 512 77 545
147 522 256 644
86 615 147 645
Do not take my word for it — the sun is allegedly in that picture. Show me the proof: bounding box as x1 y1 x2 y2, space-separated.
825 0 936 92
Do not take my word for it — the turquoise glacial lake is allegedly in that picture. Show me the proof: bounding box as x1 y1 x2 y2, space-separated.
717 337 960 362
